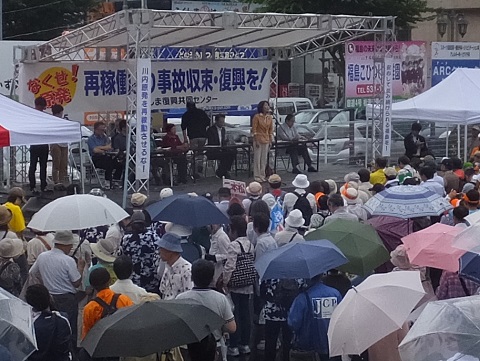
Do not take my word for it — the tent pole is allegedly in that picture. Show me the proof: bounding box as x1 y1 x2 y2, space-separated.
79 140 85 194
457 124 461 158
445 124 449 158
464 125 468 163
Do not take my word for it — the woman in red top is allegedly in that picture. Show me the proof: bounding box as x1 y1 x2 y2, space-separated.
162 124 189 184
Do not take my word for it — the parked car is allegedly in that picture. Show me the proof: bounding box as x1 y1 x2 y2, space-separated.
294 109 341 138
269 97 314 123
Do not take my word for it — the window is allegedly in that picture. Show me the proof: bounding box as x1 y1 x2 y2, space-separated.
277 102 295 115
296 101 313 111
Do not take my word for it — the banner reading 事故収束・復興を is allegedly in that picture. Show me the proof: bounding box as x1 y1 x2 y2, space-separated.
18 60 272 125
344 41 427 109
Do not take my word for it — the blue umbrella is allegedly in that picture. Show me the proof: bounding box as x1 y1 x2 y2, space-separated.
146 194 229 227
363 185 452 219
460 252 480 284
254 240 348 281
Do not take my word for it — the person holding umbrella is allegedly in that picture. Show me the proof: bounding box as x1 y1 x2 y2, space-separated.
288 274 342 361
119 211 161 294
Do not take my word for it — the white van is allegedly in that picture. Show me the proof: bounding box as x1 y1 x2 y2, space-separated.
269 97 314 123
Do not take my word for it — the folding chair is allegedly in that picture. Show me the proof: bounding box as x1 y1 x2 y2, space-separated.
69 139 105 188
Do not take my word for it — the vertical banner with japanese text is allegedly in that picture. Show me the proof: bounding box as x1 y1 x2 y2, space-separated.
136 59 151 180
382 57 394 157
344 41 426 108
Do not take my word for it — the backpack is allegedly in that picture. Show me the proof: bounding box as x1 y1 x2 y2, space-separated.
272 279 301 310
0 261 21 295
92 293 121 318
293 192 313 226
228 241 257 289
270 198 284 233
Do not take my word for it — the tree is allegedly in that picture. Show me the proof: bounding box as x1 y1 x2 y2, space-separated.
251 0 432 28
252 0 433 105
3 0 100 40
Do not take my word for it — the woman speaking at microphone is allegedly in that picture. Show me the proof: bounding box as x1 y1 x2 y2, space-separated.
252 100 274 183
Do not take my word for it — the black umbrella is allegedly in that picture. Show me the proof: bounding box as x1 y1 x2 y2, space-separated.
145 193 229 227
81 300 225 358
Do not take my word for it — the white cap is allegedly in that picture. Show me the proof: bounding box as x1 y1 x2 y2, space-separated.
160 188 173 200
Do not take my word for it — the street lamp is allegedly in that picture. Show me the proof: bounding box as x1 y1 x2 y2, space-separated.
436 11 469 40
457 13 469 38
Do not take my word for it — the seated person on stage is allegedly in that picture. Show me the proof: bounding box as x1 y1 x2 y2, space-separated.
206 114 237 178
87 121 123 188
277 114 317 174
162 123 189 184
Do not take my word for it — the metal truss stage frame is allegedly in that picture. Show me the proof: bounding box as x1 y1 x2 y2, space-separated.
16 9 394 204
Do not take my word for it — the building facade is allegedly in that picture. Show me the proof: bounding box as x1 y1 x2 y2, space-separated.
412 0 480 43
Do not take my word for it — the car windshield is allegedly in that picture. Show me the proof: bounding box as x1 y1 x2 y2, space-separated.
315 126 350 139
295 111 317 124
330 111 350 124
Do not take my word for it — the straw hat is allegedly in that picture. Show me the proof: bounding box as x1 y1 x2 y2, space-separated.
155 232 183 253
165 222 192 237
91 239 116 263
384 167 397 177
0 206 12 226
0 238 24 258
53 230 76 245
131 193 147 207
246 182 262 196
285 209 305 228
292 174 310 189
268 174 281 184
8 187 25 199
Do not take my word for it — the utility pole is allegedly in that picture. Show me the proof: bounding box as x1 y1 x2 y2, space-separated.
0 0 3 40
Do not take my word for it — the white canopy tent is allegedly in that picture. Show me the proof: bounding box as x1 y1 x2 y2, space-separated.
392 68 480 125
0 95 81 146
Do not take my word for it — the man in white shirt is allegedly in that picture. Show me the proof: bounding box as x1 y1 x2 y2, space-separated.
177 259 236 361
205 224 231 283
157 232 193 300
419 166 445 197
277 114 316 174
110 255 158 304
283 174 317 215
30 230 86 348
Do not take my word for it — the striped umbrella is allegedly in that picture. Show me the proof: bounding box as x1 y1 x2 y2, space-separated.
363 185 452 219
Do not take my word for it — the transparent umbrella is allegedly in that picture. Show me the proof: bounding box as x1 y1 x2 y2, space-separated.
399 296 480 361
0 288 37 361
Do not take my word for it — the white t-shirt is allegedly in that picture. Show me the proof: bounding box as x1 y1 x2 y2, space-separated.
176 288 234 340
30 248 81 295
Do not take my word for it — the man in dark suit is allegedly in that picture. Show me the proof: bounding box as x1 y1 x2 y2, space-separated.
404 122 428 160
206 114 236 178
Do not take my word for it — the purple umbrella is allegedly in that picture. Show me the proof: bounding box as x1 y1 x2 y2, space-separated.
366 216 414 273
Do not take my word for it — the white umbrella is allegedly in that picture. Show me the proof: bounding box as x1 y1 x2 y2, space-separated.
27 194 129 231
453 222 480 253
0 288 37 361
328 271 425 356
399 296 480 361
